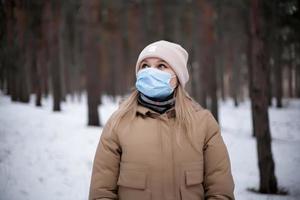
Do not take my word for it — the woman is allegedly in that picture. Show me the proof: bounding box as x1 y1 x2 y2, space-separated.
89 40 235 200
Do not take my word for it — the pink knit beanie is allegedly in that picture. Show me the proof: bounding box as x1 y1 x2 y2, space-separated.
135 40 189 87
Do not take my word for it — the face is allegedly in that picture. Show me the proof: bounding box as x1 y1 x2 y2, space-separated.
138 57 178 88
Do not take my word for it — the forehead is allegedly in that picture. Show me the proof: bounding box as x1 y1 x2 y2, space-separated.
141 57 167 63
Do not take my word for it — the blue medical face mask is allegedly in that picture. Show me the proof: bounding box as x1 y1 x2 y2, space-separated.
135 67 176 98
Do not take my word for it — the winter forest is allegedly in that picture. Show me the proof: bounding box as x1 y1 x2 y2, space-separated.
0 0 300 200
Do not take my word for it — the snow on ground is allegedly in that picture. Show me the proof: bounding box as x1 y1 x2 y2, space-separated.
220 99 300 200
0 91 299 200
0 93 118 200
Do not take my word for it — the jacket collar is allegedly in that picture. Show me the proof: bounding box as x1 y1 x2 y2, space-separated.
136 104 176 119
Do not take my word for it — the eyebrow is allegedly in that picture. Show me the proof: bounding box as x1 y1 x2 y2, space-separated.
141 59 168 65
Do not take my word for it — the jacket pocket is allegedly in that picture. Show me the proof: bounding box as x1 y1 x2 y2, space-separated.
185 169 203 186
180 161 204 200
117 162 151 200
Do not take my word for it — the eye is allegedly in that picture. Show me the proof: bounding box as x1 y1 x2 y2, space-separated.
141 63 150 69
157 64 167 70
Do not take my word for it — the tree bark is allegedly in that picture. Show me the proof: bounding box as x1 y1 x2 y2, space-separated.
274 38 283 108
127 1 146 88
45 2 62 111
288 45 293 98
215 1 225 102
82 0 101 126
296 62 300 97
250 0 278 193
34 36 45 107
14 1 31 103
296 44 300 97
4 0 17 99
197 0 218 121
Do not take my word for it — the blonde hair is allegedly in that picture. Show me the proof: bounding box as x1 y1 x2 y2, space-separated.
109 85 201 152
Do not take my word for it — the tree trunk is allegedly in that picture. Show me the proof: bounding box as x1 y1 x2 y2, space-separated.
45 2 62 111
198 0 218 121
35 53 42 107
104 4 124 97
58 13 67 102
14 1 30 103
3 0 14 97
296 62 300 97
144 0 164 42
296 43 300 97
250 0 278 193
274 38 283 108
163 0 181 42
215 0 225 102
185 0 200 100
244 1 257 137
288 45 293 98
34 37 45 107
82 0 101 126
232 52 240 107
127 2 146 88
266 53 272 106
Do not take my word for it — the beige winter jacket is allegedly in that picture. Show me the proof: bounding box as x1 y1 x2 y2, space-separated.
89 101 235 200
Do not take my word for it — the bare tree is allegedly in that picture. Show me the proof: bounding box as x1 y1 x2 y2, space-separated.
82 0 101 126
15 1 31 103
274 38 283 108
45 1 63 111
249 0 278 193
197 0 218 121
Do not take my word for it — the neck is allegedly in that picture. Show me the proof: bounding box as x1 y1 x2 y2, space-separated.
138 92 175 114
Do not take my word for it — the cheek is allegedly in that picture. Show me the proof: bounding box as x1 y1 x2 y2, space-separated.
170 77 178 87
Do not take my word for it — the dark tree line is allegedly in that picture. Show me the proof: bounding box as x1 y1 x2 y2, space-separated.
0 0 299 195
0 0 299 119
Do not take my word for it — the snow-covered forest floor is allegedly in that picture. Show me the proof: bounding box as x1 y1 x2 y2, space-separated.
0 92 299 200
